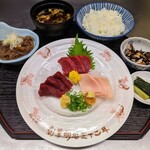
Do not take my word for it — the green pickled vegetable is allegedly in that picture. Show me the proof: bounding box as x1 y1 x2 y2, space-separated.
134 85 149 100
134 76 150 96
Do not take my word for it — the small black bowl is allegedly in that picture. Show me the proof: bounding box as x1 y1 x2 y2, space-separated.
30 0 74 36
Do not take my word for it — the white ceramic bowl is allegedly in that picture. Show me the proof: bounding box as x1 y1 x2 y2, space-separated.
0 22 39 64
120 37 150 70
131 71 150 105
75 2 135 41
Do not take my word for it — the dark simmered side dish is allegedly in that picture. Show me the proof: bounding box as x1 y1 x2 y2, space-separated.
124 43 150 65
0 33 34 60
36 8 71 24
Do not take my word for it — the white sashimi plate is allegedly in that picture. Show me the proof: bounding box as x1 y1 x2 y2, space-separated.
16 38 134 147
131 71 150 105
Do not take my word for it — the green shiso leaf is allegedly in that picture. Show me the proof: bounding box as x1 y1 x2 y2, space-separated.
67 34 95 70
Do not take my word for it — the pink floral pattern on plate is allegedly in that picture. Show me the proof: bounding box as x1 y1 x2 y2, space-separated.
100 50 111 61
37 47 51 58
20 73 34 86
29 107 41 124
110 105 125 122
119 76 130 90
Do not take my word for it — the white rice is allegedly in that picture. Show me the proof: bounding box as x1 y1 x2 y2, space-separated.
82 8 125 37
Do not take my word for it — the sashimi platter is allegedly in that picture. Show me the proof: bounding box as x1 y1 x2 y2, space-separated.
16 35 134 147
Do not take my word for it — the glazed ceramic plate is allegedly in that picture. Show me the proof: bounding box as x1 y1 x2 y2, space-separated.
16 38 134 147
131 71 150 105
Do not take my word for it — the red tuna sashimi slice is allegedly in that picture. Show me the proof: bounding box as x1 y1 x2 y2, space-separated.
79 74 113 99
38 72 72 98
58 56 91 75
45 76 68 93
69 56 85 73
53 71 73 89
58 57 77 75
77 56 91 72
38 83 64 98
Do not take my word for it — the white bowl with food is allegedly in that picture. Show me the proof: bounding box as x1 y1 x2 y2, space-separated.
75 2 135 41
120 37 150 70
0 22 39 64
131 71 150 105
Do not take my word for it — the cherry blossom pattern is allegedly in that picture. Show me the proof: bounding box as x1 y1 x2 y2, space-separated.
29 107 41 124
20 73 34 86
110 105 125 122
100 50 111 61
37 47 51 58
118 76 130 90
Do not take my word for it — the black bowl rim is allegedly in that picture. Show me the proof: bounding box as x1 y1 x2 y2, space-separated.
75 2 135 40
30 0 74 25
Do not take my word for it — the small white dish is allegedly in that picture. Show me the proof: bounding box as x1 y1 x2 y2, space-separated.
120 37 150 70
131 71 150 105
0 22 39 64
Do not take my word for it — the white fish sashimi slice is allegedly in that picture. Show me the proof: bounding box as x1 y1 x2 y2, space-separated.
79 74 113 99
93 75 113 99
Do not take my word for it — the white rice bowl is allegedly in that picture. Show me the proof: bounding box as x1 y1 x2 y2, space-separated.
82 8 125 37
75 2 135 41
